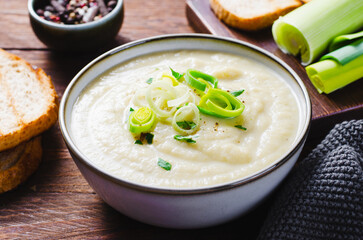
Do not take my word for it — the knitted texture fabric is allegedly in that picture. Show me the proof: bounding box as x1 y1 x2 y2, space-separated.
258 119 363 240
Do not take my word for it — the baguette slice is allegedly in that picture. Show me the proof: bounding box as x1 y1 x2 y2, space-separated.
0 136 42 193
210 0 302 31
0 49 58 152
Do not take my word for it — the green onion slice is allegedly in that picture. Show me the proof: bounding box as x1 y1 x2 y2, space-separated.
158 158 172 171
185 69 218 91
172 103 200 135
128 106 156 134
198 88 245 118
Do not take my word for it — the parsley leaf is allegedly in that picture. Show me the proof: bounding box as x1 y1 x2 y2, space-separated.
170 67 184 80
231 89 245 97
235 125 247 130
134 140 143 145
130 107 134 112
174 135 196 143
145 133 154 144
158 158 172 171
146 78 153 84
176 121 196 130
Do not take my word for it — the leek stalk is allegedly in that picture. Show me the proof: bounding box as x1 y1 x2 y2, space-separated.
305 54 363 94
272 0 363 65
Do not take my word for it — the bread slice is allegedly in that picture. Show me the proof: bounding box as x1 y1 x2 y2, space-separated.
0 49 58 152
210 0 302 31
0 136 42 193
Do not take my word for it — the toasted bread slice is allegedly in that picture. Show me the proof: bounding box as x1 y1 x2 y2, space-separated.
0 136 42 193
210 0 302 31
0 49 58 152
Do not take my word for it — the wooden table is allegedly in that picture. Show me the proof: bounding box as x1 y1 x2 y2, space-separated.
0 0 361 239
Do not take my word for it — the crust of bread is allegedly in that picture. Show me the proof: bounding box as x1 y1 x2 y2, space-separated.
0 49 59 152
210 0 302 31
0 136 42 193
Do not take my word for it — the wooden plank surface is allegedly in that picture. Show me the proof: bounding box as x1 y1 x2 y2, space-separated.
0 0 360 239
186 0 363 123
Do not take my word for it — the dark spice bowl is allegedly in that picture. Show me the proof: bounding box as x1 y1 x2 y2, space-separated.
28 0 124 51
59 34 311 229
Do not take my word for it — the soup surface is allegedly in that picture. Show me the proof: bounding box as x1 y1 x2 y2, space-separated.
71 50 299 188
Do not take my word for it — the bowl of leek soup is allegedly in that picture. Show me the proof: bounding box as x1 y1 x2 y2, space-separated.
59 34 311 229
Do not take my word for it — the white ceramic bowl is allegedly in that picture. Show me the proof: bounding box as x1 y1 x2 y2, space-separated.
59 34 311 229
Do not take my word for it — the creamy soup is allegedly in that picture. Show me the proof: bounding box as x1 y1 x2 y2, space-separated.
71 50 299 188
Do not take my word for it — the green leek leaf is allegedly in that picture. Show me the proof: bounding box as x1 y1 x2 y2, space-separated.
329 30 363 52
321 38 363 65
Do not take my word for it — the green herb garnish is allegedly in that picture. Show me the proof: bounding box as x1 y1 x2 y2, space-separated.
146 78 153 84
231 89 245 97
176 121 196 130
174 135 196 143
134 140 143 145
235 125 247 130
158 158 172 171
145 133 154 144
170 67 184 80
130 107 134 112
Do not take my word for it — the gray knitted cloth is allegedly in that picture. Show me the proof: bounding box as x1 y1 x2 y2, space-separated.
258 119 363 240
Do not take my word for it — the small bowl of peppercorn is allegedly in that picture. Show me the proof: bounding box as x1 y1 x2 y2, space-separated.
28 0 124 51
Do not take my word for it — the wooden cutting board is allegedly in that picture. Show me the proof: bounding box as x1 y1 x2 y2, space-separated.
186 0 362 132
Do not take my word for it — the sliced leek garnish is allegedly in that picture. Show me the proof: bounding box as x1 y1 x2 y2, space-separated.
306 54 363 94
167 84 195 108
146 80 178 118
185 69 218 91
198 88 244 118
172 103 200 135
128 106 156 134
129 68 246 138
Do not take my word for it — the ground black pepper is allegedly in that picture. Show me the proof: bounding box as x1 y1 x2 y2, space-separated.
36 0 117 24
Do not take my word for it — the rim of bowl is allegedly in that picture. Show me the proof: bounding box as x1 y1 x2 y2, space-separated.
28 0 123 29
59 33 312 195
